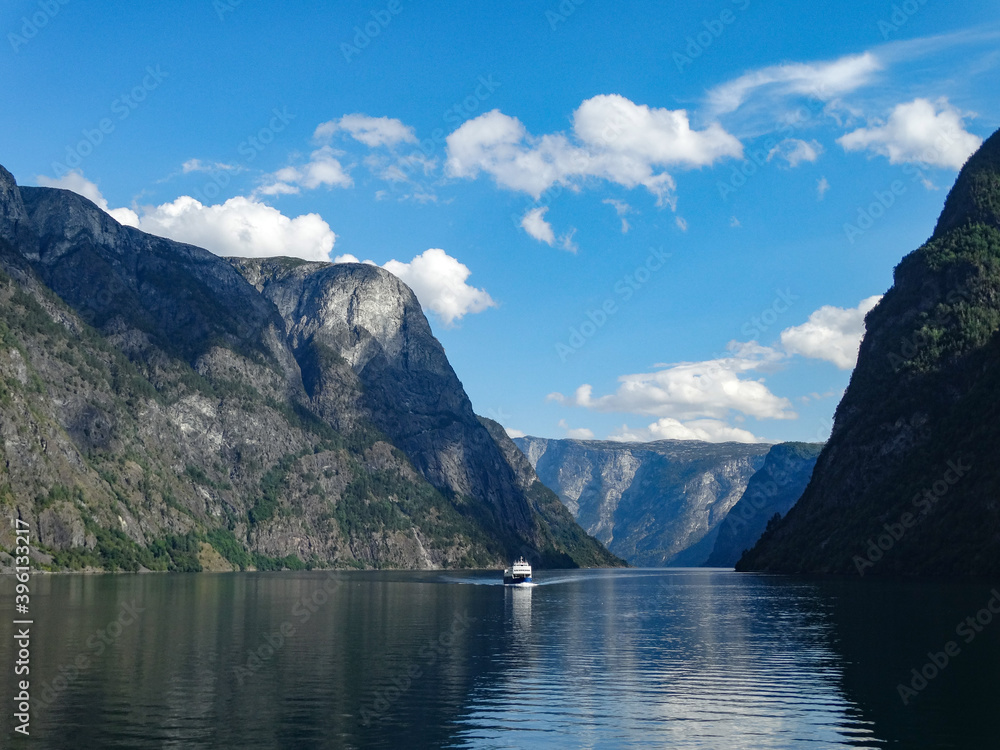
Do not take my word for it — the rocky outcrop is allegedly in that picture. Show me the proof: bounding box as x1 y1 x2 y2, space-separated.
230 258 534 538
514 436 770 566
0 165 620 572
738 129 1000 576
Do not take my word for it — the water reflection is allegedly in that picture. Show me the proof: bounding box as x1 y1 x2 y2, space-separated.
0 570 995 748
818 577 1000 749
507 585 532 633
459 570 883 749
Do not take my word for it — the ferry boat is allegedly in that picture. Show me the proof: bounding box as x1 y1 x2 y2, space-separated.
503 557 532 585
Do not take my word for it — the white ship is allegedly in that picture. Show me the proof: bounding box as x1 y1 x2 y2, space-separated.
503 557 532 585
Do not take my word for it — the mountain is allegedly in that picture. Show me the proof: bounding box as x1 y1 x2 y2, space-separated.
0 164 619 572
513 436 770 566
738 129 1000 577
703 442 822 567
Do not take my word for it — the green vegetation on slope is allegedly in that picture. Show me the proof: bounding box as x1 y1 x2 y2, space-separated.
737 129 1000 577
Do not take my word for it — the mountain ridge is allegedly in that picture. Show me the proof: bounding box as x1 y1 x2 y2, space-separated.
0 165 619 572
738 128 1000 576
514 435 773 566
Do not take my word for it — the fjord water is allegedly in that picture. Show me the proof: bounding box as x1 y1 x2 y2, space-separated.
2 570 998 748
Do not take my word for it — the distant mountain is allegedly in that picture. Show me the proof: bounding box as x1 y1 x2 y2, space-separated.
704 442 822 567
738 128 1000 577
513 436 770 566
0 164 619 572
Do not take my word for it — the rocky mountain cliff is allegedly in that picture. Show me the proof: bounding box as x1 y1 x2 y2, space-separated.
0 164 619 572
513 436 771 566
738 129 1000 576
704 442 822 567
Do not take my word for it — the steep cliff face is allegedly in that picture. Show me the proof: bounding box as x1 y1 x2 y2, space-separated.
704 442 822 567
230 258 533 537
513 436 770 566
0 165 617 572
738 129 1000 577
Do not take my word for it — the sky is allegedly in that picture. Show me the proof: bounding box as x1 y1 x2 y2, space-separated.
2 0 998 444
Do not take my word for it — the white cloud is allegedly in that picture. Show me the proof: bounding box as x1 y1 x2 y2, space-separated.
548 294 890 443
333 253 361 264
368 151 437 183
816 176 830 199
603 198 632 233
558 229 578 253
446 95 742 208
675 216 688 232
520 206 556 245
706 52 883 116
383 248 496 327
780 295 882 369
729 216 741 228
520 207 577 252
767 138 823 167
548 341 795 422
181 159 238 174
258 146 353 195
316 114 418 148
504 427 527 439
837 97 981 169
558 419 595 440
37 170 340 262
136 196 337 261
36 171 140 227
608 418 762 443
799 389 843 404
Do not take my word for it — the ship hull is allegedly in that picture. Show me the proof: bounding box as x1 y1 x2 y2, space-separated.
503 574 532 585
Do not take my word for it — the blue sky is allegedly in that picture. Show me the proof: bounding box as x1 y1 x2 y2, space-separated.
2 0 998 443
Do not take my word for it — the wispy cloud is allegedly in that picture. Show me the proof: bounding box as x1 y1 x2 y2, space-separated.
705 52 882 117
520 207 577 252
767 138 823 167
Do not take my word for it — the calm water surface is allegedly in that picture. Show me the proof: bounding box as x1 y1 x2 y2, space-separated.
1 569 998 748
